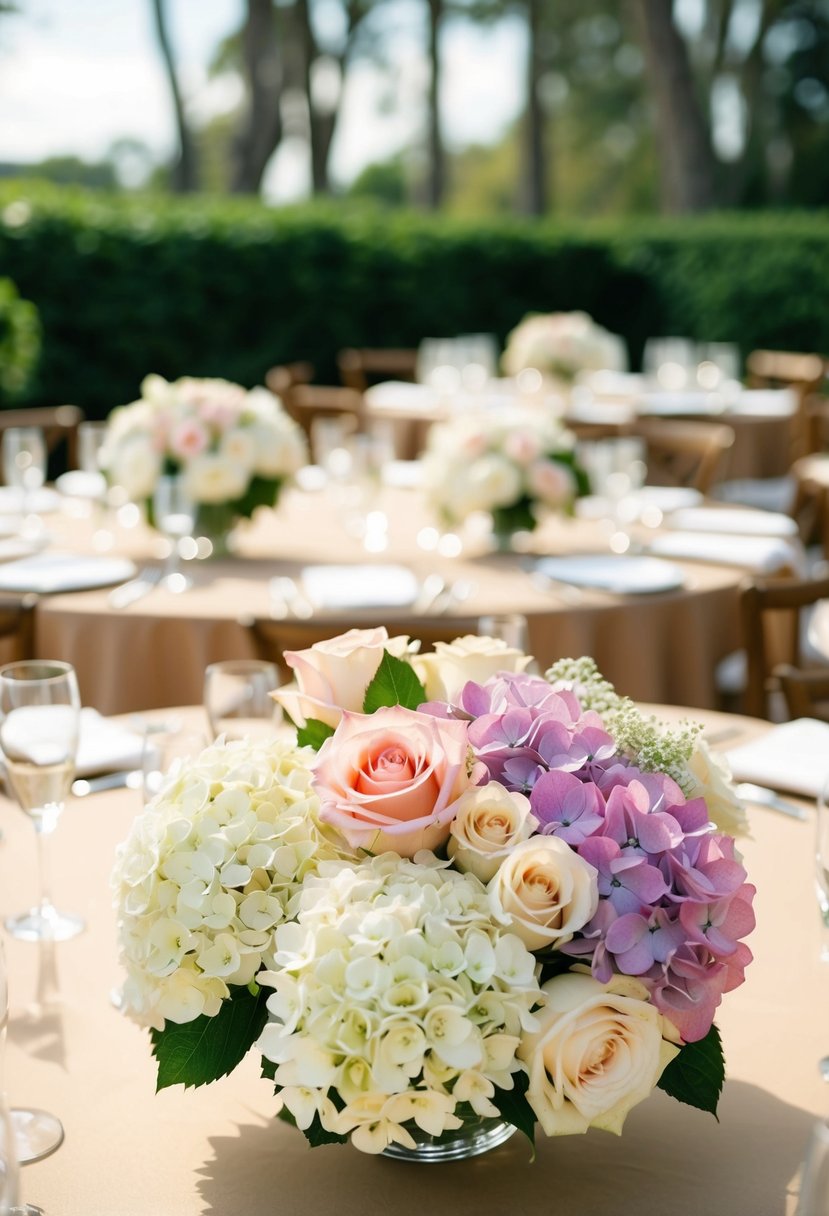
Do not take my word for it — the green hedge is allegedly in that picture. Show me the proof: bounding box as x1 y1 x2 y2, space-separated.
0 183 827 418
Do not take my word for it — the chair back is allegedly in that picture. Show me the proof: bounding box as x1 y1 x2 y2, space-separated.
0 405 84 473
774 663 829 722
264 362 314 400
746 349 827 460
337 348 418 393
0 595 36 666
631 418 735 493
279 384 364 449
740 573 829 718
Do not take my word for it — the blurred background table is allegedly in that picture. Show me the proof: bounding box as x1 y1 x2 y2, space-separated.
2 705 824 1216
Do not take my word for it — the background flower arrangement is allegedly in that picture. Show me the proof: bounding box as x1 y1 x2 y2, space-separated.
421 410 589 539
113 628 754 1158
502 311 627 384
101 374 307 531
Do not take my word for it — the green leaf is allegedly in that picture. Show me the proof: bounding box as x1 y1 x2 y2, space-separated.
363 651 427 713
150 984 270 1092
296 717 336 749
491 1070 536 1155
657 1023 724 1119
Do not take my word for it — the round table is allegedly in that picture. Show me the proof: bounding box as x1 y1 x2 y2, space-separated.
2 705 825 1216
24 482 773 714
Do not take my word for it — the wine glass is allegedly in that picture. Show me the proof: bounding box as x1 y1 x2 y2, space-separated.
153 474 195 593
1 429 46 528
203 660 282 742
0 661 83 942
796 1118 829 1216
815 775 829 1078
141 719 208 800
1 936 64 1171
478 613 530 653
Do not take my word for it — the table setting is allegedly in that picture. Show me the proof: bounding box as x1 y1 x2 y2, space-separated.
0 623 828 1215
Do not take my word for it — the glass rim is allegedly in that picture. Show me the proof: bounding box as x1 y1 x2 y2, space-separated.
0 660 77 684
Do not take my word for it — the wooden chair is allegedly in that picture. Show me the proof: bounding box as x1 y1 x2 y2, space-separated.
264 362 314 400
746 349 827 460
0 405 84 473
774 663 829 722
245 615 478 684
279 384 364 450
631 418 735 493
337 348 418 393
0 595 37 666
740 573 829 719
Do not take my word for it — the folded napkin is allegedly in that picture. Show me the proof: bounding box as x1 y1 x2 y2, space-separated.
75 708 145 777
301 564 420 610
638 392 726 417
364 382 441 413
575 486 702 522
725 718 829 799
664 507 798 539
382 460 423 489
726 388 797 418
648 531 803 574
0 487 61 515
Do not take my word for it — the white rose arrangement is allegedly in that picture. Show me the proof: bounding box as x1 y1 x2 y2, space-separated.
502 311 627 383
114 629 754 1158
421 409 588 537
101 373 307 528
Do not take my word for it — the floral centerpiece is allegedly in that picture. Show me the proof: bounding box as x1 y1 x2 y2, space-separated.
102 374 307 547
113 628 753 1162
420 410 588 545
502 311 626 384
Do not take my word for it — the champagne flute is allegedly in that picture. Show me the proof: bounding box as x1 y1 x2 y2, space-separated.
1 937 64 1171
203 660 282 742
796 1118 829 1216
0 661 83 942
153 474 195 593
816 774 829 1079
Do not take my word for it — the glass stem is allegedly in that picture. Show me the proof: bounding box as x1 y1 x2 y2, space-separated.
33 815 57 918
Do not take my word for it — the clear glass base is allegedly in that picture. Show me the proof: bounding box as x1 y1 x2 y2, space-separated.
382 1117 515 1163
5 905 85 942
820 1055 829 1082
11 1108 64 1164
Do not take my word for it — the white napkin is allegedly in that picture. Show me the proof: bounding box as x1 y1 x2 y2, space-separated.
649 531 802 574
364 382 440 413
75 708 145 777
638 392 726 417
301 564 420 610
382 460 423 489
0 487 61 515
664 507 798 538
726 388 797 417
725 718 829 798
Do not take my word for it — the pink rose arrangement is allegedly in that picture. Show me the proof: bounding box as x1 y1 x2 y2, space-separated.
118 632 754 1160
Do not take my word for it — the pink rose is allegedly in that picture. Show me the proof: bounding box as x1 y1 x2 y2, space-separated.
169 418 209 460
313 706 475 856
274 627 412 730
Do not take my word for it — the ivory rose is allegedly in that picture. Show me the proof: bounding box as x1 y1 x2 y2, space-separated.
274 627 413 729
684 739 750 838
489 836 598 951
448 785 538 882
518 972 680 1136
413 635 534 704
313 705 475 856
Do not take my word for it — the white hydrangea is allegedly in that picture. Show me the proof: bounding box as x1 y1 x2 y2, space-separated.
256 852 543 1154
112 735 345 1030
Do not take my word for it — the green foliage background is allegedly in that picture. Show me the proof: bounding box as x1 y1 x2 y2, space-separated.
1 183 827 417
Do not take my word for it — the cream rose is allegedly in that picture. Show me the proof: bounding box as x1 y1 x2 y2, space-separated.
684 738 750 838
274 627 413 729
518 972 680 1136
448 785 537 882
413 635 534 704
313 705 473 857
489 836 598 951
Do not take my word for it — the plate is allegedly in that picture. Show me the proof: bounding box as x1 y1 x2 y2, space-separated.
0 553 137 593
534 554 685 595
301 564 420 610
0 487 61 515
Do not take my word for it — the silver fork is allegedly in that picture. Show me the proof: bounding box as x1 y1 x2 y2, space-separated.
108 564 162 610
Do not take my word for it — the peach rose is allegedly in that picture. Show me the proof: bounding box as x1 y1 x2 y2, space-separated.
518 972 680 1136
313 705 474 856
274 627 412 730
488 836 598 951
448 784 538 882
412 635 534 704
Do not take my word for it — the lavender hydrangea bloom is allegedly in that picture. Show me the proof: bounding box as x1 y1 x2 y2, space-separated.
531 769 605 845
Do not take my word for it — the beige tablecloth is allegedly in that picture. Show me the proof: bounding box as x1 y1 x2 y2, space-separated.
27 485 762 715
3 706 826 1216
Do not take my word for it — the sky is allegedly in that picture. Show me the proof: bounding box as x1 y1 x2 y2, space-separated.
0 0 527 199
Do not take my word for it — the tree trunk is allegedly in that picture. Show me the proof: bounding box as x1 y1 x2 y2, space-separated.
150 0 198 192
230 0 284 194
296 0 332 195
426 0 445 209
524 0 547 214
632 0 718 213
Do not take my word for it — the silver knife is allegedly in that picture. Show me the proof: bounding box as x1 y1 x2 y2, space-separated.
735 782 809 821
108 567 161 610
72 770 143 797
